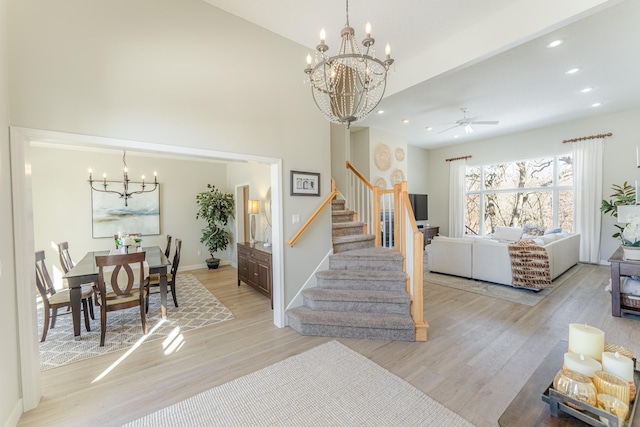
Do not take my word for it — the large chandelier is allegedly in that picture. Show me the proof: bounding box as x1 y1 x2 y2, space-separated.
304 0 394 128
88 150 158 207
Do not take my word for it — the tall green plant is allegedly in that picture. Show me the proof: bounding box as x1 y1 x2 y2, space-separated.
195 184 235 259
600 181 636 239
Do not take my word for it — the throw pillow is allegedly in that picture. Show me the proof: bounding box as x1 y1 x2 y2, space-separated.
523 224 546 236
545 227 562 234
492 226 523 242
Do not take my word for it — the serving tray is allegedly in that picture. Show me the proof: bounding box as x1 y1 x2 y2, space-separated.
542 369 639 427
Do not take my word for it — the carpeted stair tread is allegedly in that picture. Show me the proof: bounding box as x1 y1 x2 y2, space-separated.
332 234 375 244
332 221 365 229
302 288 410 314
331 247 403 260
287 307 414 331
316 269 406 281
304 288 409 303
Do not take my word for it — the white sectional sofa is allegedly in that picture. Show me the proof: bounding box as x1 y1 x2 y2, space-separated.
427 229 580 288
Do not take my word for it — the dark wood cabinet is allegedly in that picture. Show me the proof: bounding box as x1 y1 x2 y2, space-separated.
237 242 272 307
421 226 439 247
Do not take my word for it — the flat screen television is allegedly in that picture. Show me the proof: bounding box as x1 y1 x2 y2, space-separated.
409 194 428 221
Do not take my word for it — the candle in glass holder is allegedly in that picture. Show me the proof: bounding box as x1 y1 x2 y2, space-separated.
568 323 605 361
564 352 602 377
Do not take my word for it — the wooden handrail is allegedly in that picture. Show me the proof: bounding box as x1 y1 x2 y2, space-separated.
346 161 374 190
342 163 428 341
288 178 339 247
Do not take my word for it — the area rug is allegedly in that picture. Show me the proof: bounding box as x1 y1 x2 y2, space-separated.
124 340 474 427
424 264 582 306
38 273 234 371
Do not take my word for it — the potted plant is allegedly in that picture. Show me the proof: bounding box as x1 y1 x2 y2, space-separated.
196 184 235 269
601 181 636 239
621 215 640 260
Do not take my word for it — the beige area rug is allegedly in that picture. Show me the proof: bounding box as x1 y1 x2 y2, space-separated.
125 340 474 427
424 263 583 306
38 274 234 371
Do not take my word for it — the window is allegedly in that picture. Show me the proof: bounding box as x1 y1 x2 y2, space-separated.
465 154 573 235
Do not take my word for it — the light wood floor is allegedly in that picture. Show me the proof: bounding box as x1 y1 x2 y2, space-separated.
17 263 640 427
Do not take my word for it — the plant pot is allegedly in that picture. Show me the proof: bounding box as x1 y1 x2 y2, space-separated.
622 245 640 261
206 258 220 269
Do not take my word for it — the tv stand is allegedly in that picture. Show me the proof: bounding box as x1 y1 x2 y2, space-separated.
420 226 439 247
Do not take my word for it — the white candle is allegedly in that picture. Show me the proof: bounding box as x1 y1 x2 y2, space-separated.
568 323 605 361
602 351 634 382
564 352 602 377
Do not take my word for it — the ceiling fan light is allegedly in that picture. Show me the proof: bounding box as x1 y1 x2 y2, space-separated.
464 124 474 134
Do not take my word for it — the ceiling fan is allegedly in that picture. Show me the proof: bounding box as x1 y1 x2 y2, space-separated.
438 108 499 134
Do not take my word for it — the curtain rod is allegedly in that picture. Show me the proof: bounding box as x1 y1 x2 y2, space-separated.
562 132 612 143
445 155 472 162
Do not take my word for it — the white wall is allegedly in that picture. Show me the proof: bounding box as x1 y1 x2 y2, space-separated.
428 107 640 262
350 128 370 180
368 128 407 189
30 146 230 277
407 145 430 194
0 0 22 423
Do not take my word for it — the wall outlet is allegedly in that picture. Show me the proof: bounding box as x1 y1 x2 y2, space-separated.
292 214 301 224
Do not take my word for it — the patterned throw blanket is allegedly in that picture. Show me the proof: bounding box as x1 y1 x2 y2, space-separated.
508 240 552 290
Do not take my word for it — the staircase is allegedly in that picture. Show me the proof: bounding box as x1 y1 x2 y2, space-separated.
286 199 416 341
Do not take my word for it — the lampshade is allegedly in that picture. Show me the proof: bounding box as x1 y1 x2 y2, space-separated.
617 205 640 223
248 199 260 215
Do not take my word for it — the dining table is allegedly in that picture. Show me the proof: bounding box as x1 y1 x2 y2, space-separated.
63 246 171 340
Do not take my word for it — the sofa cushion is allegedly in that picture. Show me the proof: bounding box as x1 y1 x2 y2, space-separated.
523 224 546 236
492 226 523 242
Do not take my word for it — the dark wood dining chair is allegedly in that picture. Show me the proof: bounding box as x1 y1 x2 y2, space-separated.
164 234 172 259
57 241 97 315
95 252 149 347
35 250 93 342
147 238 181 311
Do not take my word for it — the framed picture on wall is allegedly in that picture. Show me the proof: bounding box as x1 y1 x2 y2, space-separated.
91 184 161 238
290 170 320 196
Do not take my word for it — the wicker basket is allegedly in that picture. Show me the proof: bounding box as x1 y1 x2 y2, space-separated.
621 293 640 310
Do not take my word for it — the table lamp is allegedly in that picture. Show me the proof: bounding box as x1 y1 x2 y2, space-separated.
249 199 260 244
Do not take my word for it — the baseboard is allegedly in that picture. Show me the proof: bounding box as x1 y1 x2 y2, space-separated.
180 260 232 272
4 398 23 427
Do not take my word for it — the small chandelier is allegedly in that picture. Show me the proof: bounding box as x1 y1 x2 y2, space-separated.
304 0 394 128
88 150 158 207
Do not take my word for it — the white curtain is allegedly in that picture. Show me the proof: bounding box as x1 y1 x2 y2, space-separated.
449 158 466 238
573 138 604 263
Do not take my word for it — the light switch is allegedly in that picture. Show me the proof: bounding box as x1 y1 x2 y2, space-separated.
292 214 301 224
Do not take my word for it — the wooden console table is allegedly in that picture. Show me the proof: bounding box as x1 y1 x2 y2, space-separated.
237 242 273 308
420 226 439 247
608 246 640 317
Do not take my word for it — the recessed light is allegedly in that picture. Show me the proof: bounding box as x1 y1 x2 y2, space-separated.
565 67 581 75
377 110 384 114
581 87 594 93
547 39 563 48
425 126 433 131
453 135 459 138
592 102 602 107
402 119 409 124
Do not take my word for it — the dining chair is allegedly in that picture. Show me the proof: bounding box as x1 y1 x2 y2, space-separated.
57 241 97 316
147 238 181 312
164 234 172 259
95 251 149 347
35 250 93 342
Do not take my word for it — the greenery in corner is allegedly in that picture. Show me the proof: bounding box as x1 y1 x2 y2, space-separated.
196 184 235 261
600 181 636 239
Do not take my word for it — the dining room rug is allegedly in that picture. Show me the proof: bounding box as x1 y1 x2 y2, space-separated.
424 263 583 306
38 273 234 371
124 340 474 427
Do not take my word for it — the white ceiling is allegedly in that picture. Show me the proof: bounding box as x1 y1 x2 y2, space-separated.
202 0 640 149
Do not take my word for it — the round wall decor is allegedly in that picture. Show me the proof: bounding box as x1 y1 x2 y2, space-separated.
374 144 392 171
391 168 405 184
395 147 405 162
374 177 387 189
